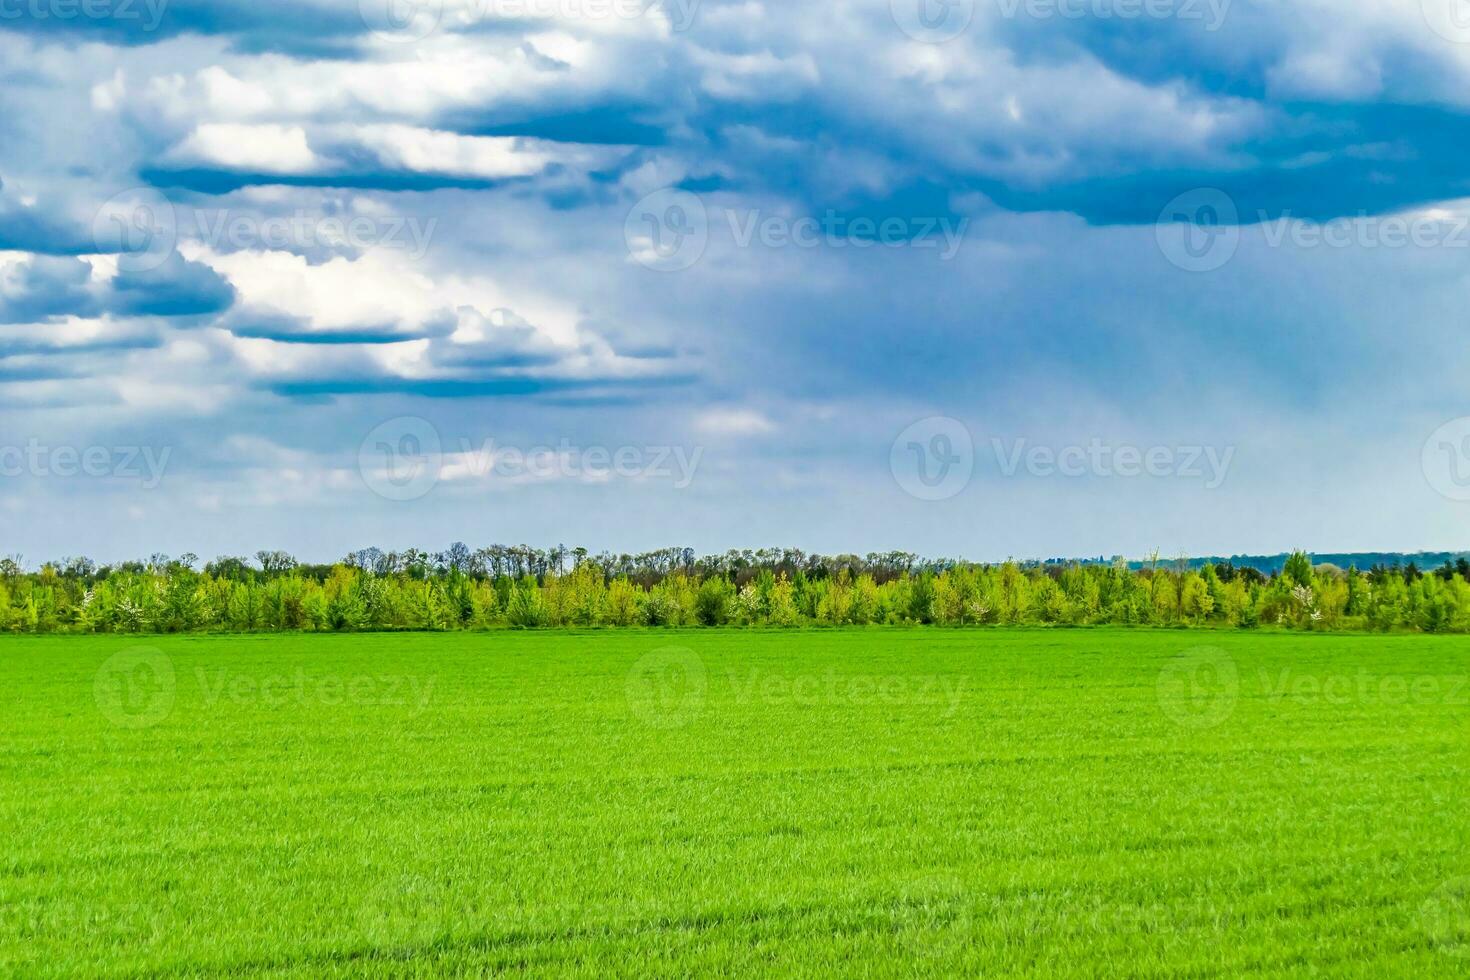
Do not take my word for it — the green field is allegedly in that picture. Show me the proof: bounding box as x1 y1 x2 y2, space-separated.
3 630 1468 976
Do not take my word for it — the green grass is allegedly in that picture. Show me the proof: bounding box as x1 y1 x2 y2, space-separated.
2 629 1468 977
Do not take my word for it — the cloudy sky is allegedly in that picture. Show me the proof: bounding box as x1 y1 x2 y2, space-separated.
3 0 1470 563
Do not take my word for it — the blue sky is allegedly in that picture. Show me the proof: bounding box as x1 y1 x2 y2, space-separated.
2 0 1470 563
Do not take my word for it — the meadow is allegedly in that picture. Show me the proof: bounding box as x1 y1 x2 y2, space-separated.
2 629 1467 976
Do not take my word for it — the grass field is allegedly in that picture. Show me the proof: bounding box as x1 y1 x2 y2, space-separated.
2 629 1468 976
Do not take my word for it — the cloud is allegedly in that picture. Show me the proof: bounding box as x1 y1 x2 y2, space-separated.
0 253 97 322
0 249 234 322
0 179 106 256
695 407 775 436
170 123 323 173
176 244 693 402
107 250 237 317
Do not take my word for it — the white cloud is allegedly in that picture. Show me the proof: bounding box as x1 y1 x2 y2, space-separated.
172 123 321 173
344 124 615 178
696 408 775 436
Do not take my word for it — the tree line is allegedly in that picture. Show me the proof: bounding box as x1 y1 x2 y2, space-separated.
1 546 1468 634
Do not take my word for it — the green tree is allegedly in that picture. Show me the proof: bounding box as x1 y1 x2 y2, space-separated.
1283 551 1314 589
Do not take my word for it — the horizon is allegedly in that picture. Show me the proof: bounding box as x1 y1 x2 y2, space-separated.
9 544 1470 573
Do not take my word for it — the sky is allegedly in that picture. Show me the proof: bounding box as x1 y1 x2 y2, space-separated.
2 0 1470 564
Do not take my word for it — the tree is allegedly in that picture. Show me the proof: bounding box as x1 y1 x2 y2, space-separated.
1283 551 1314 589
440 542 473 575
908 573 936 624
695 576 732 626
256 550 297 576
1180 573 1214 622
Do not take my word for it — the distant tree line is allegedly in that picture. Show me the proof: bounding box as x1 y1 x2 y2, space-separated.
0 547 1467 634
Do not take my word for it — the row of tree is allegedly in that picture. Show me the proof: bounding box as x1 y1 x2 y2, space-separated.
1 548 1467 633
24 546 952 587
